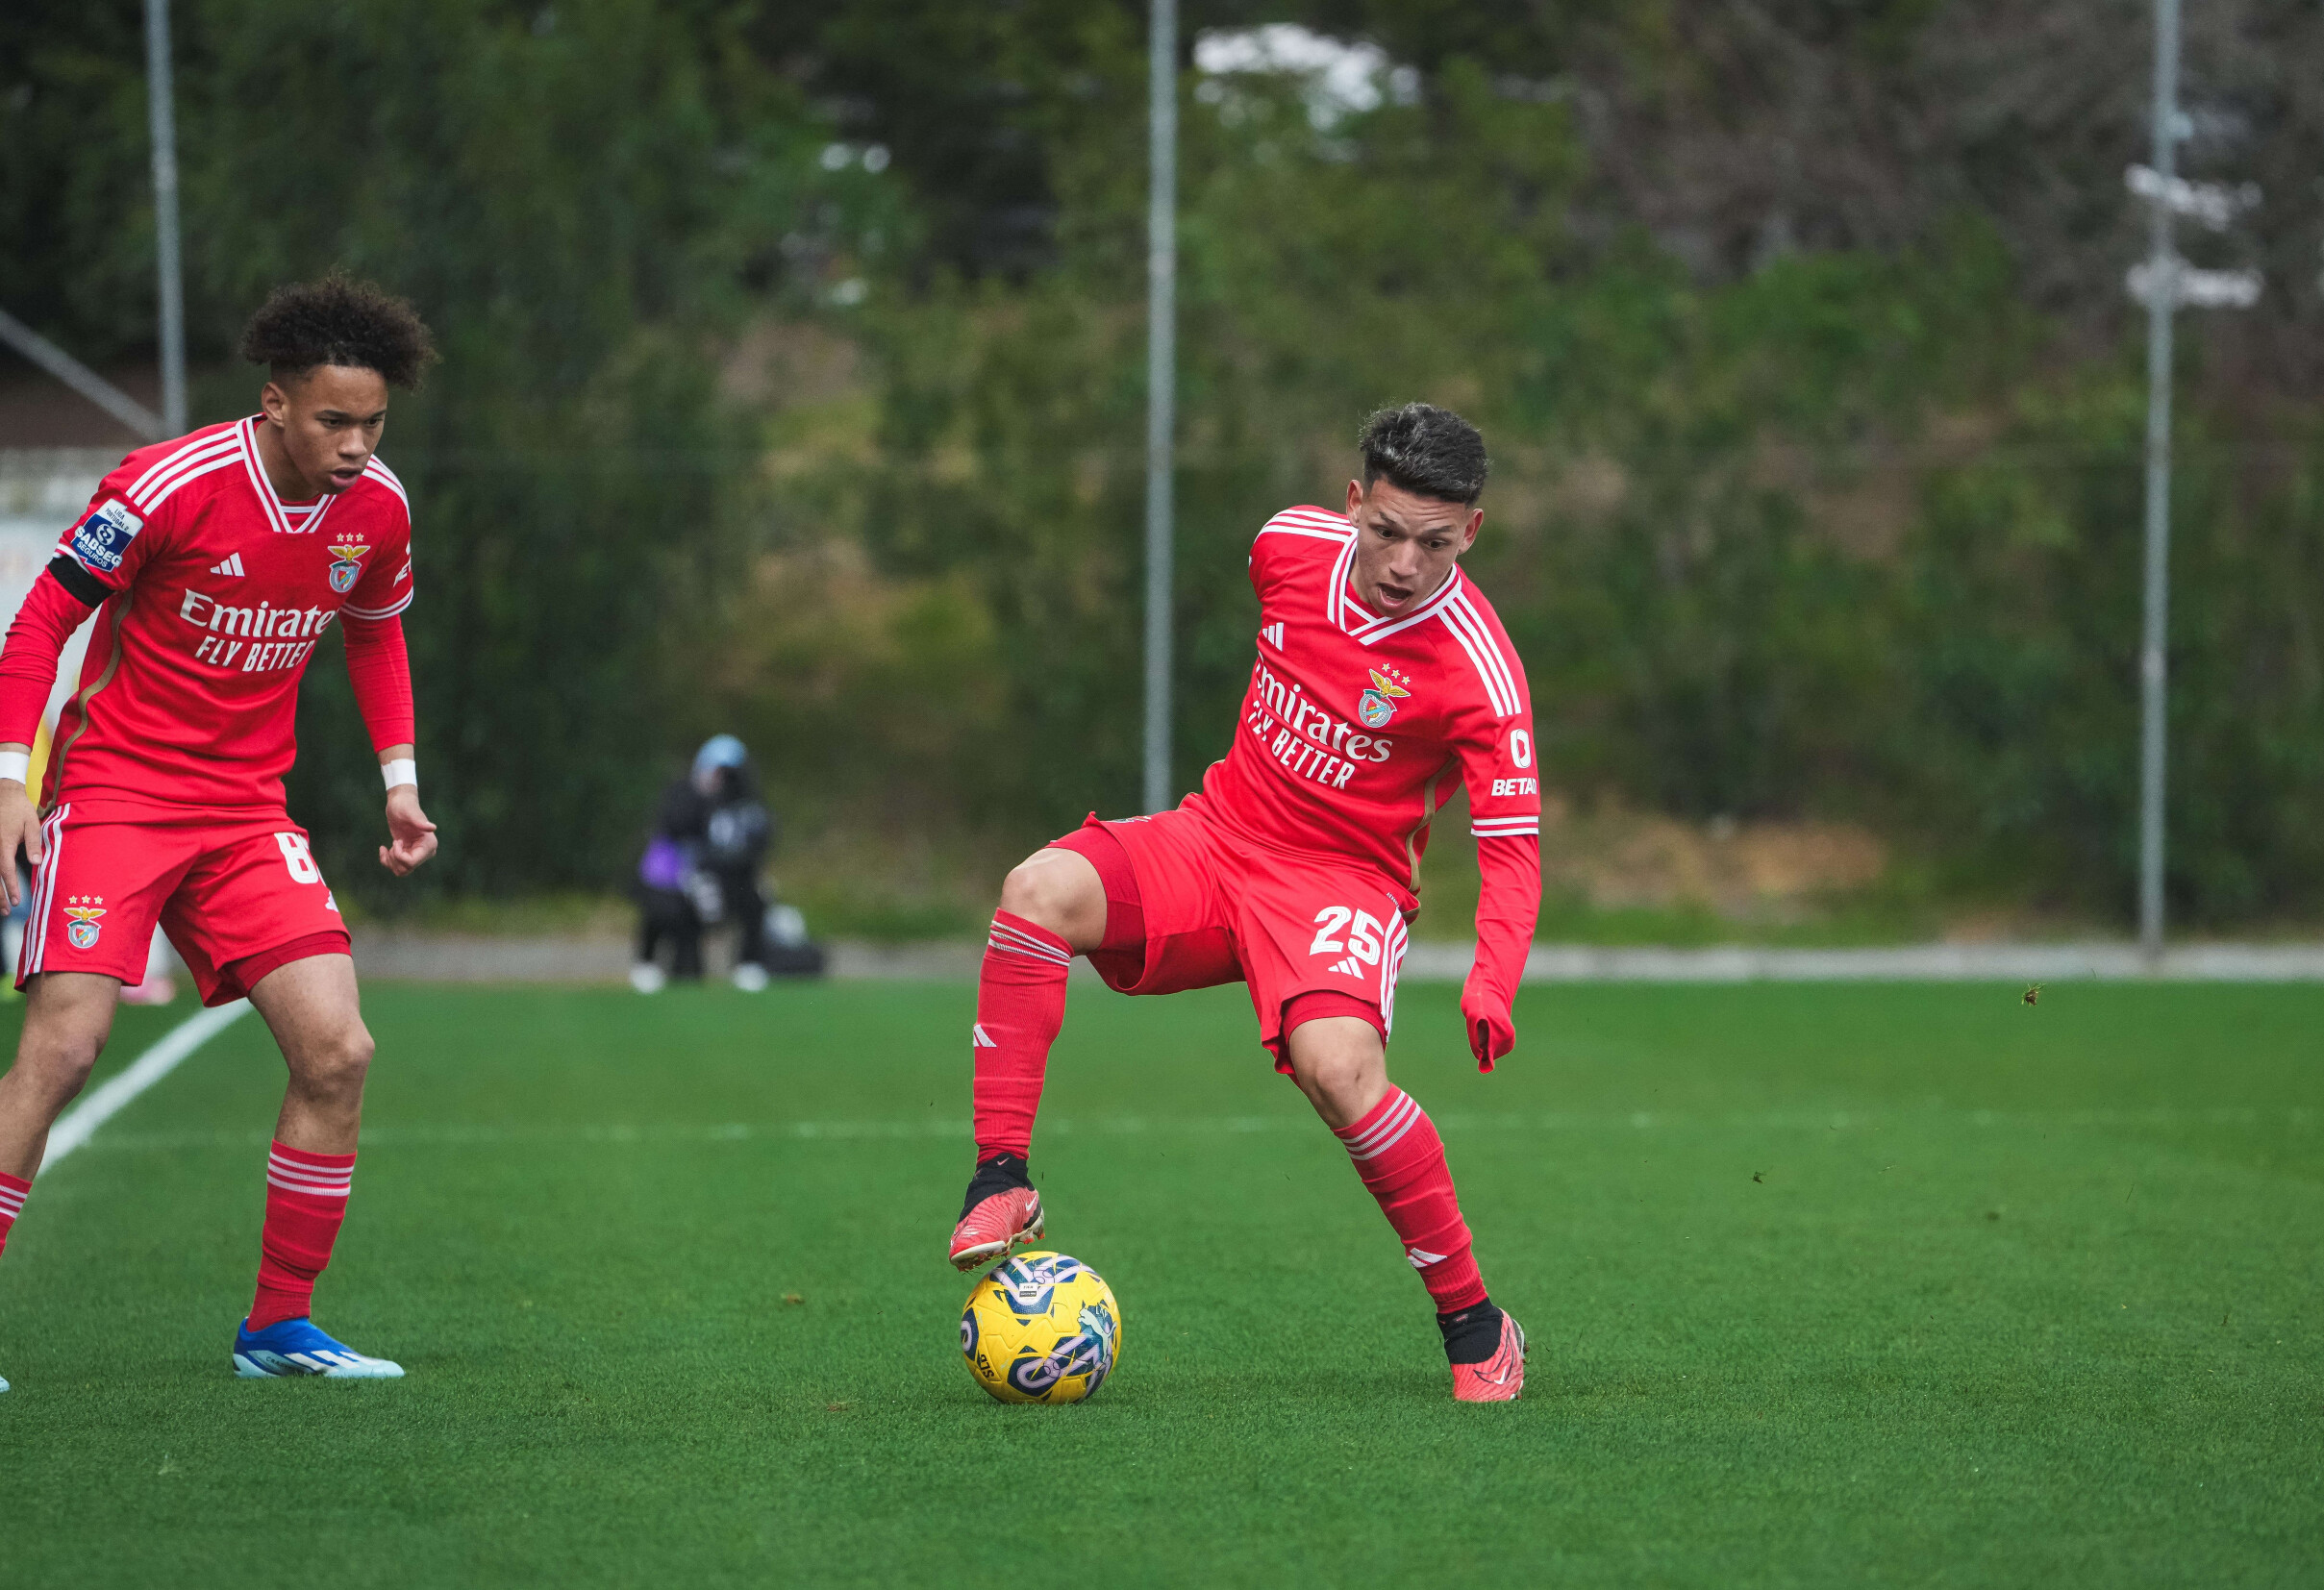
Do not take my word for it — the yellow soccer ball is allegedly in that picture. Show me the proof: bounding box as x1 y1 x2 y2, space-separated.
960 1251 1123 1404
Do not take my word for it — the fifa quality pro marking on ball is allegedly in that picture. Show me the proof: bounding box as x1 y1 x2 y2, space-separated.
992 1252 1085 1317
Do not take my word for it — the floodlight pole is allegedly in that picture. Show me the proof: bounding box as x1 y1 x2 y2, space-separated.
145 0 187 436
2136 0 2180 962
1142 0 1178 814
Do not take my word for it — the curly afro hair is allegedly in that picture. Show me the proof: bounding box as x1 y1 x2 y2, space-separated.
238 273 438 389
1359 402 1488 506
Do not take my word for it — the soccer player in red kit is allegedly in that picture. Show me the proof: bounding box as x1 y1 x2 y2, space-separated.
0 276 439 1387
950 404 1540 1402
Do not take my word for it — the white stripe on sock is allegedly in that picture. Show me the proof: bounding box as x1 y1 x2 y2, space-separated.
987 921 1072 964
1343 1090 1423 1160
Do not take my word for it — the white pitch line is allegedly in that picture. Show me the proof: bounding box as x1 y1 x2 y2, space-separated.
37 1000 252 1175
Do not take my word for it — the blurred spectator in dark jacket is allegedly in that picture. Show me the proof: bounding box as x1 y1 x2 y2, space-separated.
632 734 774 991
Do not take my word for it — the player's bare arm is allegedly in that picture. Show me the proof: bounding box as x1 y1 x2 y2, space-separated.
379 745 437 876
0 751 39 909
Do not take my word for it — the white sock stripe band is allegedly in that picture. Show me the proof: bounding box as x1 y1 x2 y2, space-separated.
987 934 1072 966
1343 1089 1415 1150
0 1189 26 1215
266 1156 353 1178
1351 1104 1425 1161
267 1149 355 1169
265 1155 355 1192
988 917 1066 950
1344 1090 1424 1160
987 921 1073 963
266 1159 353 1181
267 1173 352 1197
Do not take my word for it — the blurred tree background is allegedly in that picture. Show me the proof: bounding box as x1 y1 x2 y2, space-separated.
4 0 2321 932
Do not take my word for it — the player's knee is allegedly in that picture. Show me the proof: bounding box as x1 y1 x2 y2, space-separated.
1287 1020 1388 1127
998 854 1088 937
300 1025 374 1099
12 1028 104 1104
1297 1050 1369 1113
12 1013 112 1103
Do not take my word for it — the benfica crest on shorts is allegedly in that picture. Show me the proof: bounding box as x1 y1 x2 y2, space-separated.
1358 667 1412 729
63 897 105 950
328 539 371 594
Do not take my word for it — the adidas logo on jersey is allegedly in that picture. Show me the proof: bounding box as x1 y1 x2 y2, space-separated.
208 553 245 578
1260 622 1284 650
1328 955 1363 979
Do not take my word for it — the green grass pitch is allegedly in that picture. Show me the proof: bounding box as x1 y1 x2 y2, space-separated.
0 978 2318 1586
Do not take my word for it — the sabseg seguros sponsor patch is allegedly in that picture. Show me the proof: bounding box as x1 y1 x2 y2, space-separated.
65 500 142 576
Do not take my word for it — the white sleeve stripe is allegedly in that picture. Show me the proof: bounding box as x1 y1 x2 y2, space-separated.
133 452 239 516
126 432 238 503
1328 535 1357 629
1438 605 1521 717
127 434 237 504
1446 594 1522 715
1453 599 1522 716
341 590 415 620
1472 823 1540 837
126 439 238 511
1256 526 1349 543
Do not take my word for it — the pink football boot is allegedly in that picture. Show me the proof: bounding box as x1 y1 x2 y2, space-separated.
1450 1311 1527 1403
949 1186 1044 1272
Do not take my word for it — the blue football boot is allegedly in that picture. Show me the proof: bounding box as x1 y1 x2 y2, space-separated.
233 1316 404 1379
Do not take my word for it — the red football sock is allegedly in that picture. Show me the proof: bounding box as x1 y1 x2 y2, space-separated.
973 909 1073 1161
248 1141 356 1330
1334 1088 1488 1312
0 1171 28 1259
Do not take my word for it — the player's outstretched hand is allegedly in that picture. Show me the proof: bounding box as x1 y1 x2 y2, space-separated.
380 785 438 877
0 778 40 909
1460 980 1514 1072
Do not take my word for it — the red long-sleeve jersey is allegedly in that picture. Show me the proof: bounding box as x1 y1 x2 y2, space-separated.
0 417 417 815
1184 505 1542 1021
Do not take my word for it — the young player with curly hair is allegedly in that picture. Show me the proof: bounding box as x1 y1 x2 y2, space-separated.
0 275 440 1386
950 404 1540 1402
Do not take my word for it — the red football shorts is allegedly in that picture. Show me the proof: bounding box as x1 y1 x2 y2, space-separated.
1050 807 1413 1070
17 803 352 1006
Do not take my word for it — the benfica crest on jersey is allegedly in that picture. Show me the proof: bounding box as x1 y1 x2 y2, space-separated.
1358 668 1411 729
328 539 371 594
63 898 106 950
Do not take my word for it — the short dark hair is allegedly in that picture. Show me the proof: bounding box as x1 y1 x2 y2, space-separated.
1359 403 1488 506
238 273 438 389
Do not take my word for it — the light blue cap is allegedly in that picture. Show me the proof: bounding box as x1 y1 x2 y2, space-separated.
693 733 748 777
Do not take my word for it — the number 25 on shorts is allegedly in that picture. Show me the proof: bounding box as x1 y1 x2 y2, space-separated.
1311 906 1386 966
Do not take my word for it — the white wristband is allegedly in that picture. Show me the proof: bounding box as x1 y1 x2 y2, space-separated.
0 751 28 786
382 758 417 793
